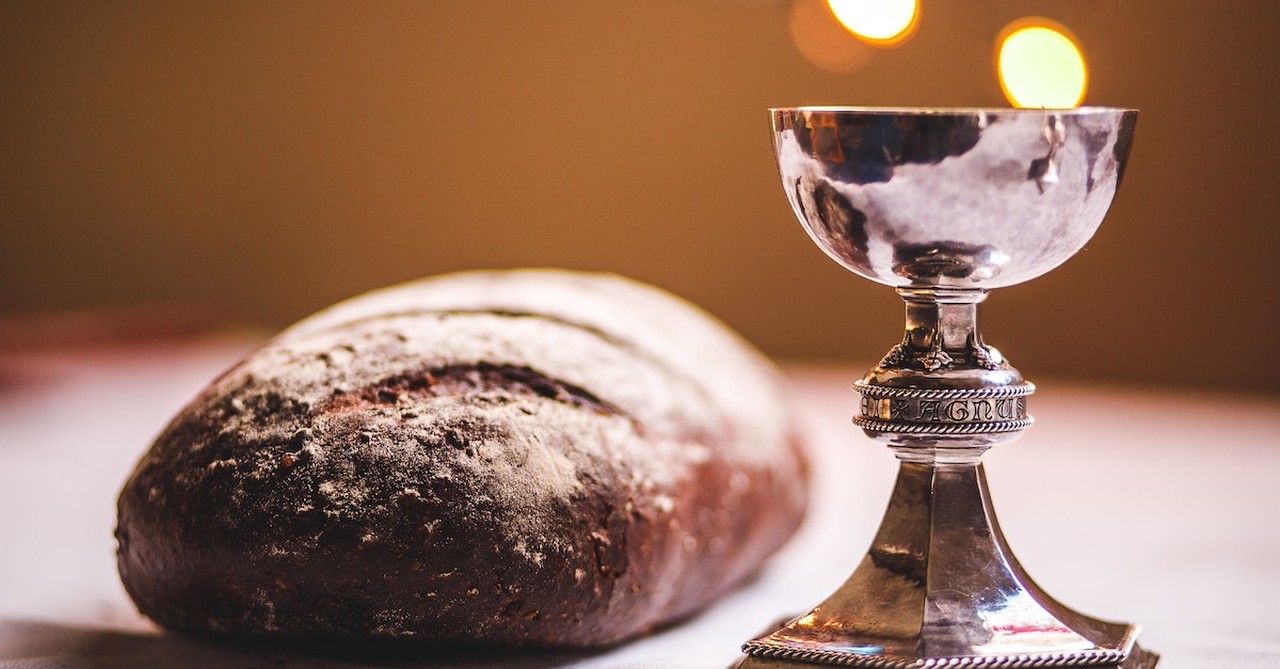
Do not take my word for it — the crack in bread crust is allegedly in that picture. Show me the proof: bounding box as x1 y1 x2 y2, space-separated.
324 362 630 422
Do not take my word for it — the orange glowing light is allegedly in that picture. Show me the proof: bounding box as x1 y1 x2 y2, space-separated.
826 0 919 47
996 19 1088 108
790 0 874 73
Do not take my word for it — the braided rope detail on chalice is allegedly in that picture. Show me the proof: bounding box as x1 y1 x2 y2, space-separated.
742 640 1128 668
853 381 1036 400
853 416 1033 434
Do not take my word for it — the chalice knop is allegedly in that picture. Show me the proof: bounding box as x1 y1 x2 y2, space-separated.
732 107 1155 669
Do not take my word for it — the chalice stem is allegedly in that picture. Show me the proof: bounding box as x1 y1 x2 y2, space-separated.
740 457 1144 669
882 288 997 372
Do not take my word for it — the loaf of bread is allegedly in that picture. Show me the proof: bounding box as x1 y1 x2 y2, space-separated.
116 269 808 646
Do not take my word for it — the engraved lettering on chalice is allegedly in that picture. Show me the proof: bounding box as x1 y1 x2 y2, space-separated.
730 108 1156 669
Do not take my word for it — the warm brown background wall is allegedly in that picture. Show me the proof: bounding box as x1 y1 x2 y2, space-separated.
2 1 1278 392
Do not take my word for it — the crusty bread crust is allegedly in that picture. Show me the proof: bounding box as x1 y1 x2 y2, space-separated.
116 269 809 646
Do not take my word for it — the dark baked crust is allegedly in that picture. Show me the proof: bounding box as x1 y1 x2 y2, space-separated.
116 270 809 646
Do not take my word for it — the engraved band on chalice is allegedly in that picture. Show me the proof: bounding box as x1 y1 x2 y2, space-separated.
853 381 1034 435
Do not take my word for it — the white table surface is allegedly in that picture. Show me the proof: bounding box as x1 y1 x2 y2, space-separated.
1 336 1277 668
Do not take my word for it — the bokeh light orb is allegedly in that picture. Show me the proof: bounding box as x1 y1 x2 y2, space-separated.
997 19 1088 108
827 0 919 47
790 0 874 73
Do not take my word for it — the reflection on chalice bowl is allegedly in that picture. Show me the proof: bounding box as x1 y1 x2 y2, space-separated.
730 107 1157 669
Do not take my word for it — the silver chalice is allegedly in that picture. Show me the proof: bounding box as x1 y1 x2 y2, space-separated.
731 107 1155 669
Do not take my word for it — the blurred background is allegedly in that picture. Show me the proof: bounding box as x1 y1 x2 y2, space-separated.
2 0 1277 392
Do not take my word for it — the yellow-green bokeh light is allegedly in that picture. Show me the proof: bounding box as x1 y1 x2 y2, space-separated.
997 23 1088 108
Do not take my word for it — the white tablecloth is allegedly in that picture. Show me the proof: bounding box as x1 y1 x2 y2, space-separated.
1 338 1277 668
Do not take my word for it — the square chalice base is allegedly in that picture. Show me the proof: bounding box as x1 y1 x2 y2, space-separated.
728 617 1159 669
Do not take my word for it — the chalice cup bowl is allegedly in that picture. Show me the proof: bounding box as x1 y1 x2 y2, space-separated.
733 107 1155 669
